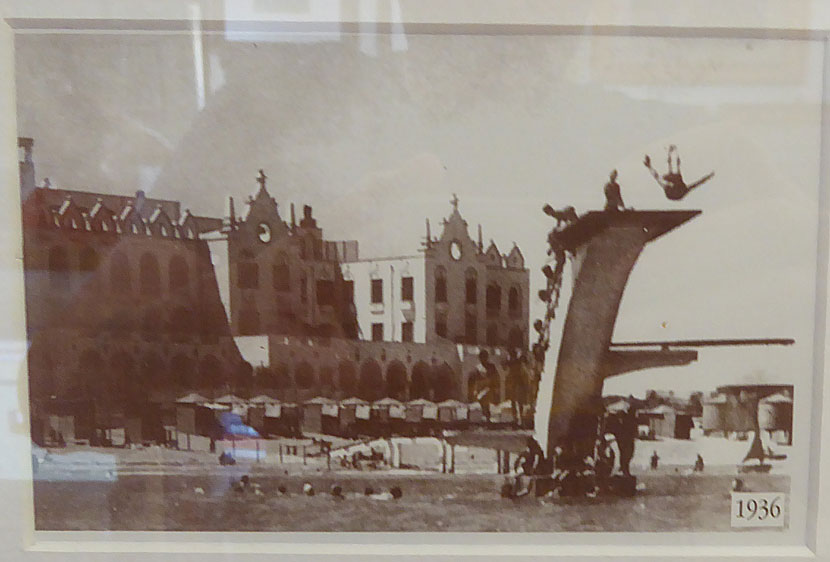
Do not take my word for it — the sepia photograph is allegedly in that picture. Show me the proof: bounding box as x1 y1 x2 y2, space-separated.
8 8 824 543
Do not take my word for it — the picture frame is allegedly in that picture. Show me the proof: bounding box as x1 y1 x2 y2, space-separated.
1 1 829 560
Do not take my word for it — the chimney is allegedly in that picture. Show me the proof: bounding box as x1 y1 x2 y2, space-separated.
477 224 483 252
290 203 296 229
426 218 431 245
228 196 236 229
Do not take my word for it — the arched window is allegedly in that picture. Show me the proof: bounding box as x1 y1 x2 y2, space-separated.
435 312 448 339
358 360 384 401
296 362 315 390
79 246 98 273
110 252 131 294
386 361 408 401
434 266 447 303
465 268 477 304
486 324 499 346
273 252 290 292
410 361 432 400
238 261 259 289
170 353 193 389
169 255 189 291
337 361 357 396
139 352 166 388
433 363 456 402
48 246 70 292
508 286 521 316
110 351 135 402
465 311 478 344
486 283 502 315
319 365 335 397
199 354 223 390
78 349 103 399
272 363 291 388
139 253 161 295
508 327 524 350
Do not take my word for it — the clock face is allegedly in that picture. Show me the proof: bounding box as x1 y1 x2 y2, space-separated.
256 222 272 244
449 240 463 261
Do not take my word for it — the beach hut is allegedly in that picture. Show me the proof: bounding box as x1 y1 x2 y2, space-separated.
406 398 438 436
490 401 516 426
246 394 278 432
759 392 793 445
302 397 339 435
467 402 485 425
438 399 469 429
640 405 693 440
214 394 249 417
339 397 369 437
372 397 405 436
702 393 728 436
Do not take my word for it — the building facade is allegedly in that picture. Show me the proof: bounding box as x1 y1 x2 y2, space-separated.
20 138 244 441
224 172 359 339
342 197 530 350
22 137 533 440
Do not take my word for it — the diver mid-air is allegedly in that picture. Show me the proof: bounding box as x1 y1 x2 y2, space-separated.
644 145 714 201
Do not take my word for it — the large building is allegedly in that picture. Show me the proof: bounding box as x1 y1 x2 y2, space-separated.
222 170 358 339
341 196 530 350
19 138 244 443
21 137 533 441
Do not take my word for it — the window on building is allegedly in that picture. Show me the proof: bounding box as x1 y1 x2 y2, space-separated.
401 321 414 342
316 280 335 306
465 312 477 344
486 283 501 313
371 278 383 304
435 314 448 338
79 246 98 273
401 276 414 302
371 323 384 342
465 268 477 304
273 254 290 292
238 309 261 335
169 255 189 292
508 286 521 316
48 246 70 292
300 275 308 303
434 267 447 303
110 251 130 294
238 261 259 289
139 253 162 295
487 324 499 346
344 280 355 304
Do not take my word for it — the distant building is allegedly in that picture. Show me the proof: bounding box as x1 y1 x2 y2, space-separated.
221 171 358 339
21 138 534 441
19 138 243 444
341 196 530 349
701 385 793 444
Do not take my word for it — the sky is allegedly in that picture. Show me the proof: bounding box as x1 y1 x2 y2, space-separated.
13 30 823 402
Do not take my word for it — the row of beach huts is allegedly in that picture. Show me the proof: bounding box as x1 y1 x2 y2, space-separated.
174 392 522 441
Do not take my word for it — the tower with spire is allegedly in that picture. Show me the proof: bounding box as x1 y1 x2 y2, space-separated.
225 169 358 339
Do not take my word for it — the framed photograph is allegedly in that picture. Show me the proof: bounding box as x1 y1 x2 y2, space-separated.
1 1 829 560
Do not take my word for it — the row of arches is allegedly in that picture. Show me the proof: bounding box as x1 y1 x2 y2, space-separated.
46 246 192 296
256 359 459 402
29 347 232 402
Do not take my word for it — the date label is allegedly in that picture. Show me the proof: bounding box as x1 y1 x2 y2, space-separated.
731 492 786 527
